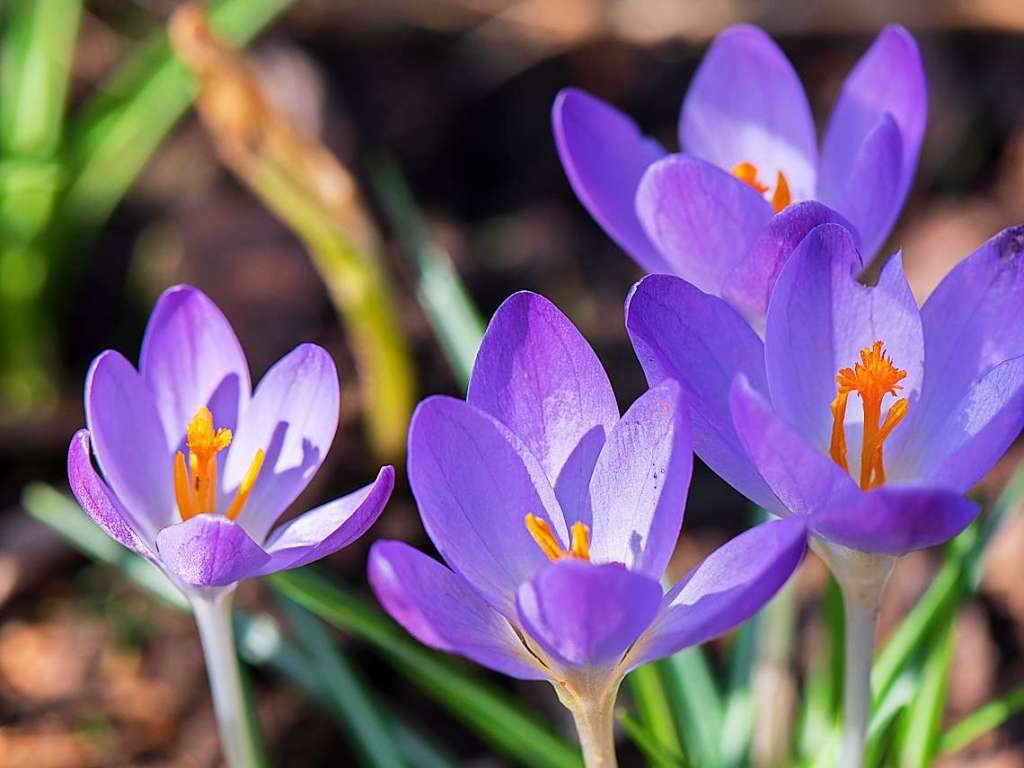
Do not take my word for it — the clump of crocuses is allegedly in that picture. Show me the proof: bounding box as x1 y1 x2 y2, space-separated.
554 24 925 325
369 291 807 767
69 285 393 767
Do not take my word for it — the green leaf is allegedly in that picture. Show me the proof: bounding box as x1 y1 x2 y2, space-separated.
895 620 954 767
617 710 687 768
939 685 1024 755
720 620 756 768
370 157 485 389
660 646 722 767
279 598 405 768
270 568 582 768
796 576 843 761
627 663 683 761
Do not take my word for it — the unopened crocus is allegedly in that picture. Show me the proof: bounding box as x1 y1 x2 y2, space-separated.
368 291 806 767
554 24 925 323
68 285 394 767
626 223 1024 767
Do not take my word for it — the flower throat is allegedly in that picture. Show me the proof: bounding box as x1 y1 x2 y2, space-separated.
829 341 908 490
732 161 791 213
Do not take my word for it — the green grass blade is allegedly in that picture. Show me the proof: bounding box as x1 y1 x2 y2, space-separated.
279 598 405 768
270 568 582 768
660 645 722 767
617 711 688 768
57 0 293 246
720 620 756 768
370 158 485 389
939 685 1024 755
627 663 683 762
895 621 954 767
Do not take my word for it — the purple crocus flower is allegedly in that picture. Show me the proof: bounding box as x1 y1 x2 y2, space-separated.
554 24 926 323
69 285 394 591
626 224 1024 766
368 291 806 765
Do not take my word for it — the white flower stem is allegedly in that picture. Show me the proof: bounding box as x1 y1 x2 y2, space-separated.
569 694 618 768
838 582 879 768
190 589 261 768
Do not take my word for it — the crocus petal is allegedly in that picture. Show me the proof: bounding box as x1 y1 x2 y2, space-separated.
516 560 662 669
589 380 692 579
723 201 859 321
818 113 903 259
467 291 619 526
552 88 669 273
810 486 979 555
900 356 1024 491
68 430 155 557
369 541 546 680
225 344 340 541
259 466 395 574
139 285 251 450
914 226 1024 446
680 24 818 199
820 25 926 221
155 515 271 588
626 517 807 669
730 377 859 516
408 396 566 615
85 351 174 537
625 274 783 513
636 154 774 296
764 223 923 455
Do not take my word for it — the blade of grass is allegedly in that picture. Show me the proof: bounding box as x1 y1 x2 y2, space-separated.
370 157 485 389
279 597 405 768
720 620 756 768
895 620 954 767
796 575 843 761
627 663 683 763
270 567 582 768
660 646 722 767
617 710 688 768
939 685 1024 755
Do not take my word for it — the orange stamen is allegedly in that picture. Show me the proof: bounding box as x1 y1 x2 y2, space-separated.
828 341 909 490
226 449 265 520
525 514 591 562
731 162 792 213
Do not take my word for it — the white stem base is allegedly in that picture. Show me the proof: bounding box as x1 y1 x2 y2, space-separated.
190 589 260 768
555 674 620 768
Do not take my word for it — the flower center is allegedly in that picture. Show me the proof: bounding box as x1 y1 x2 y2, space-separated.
731 161 791 213
525 514 590 562
173 406 265 521
828 341 909 490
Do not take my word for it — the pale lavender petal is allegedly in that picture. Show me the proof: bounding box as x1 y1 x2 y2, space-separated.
408 396 566 615
588 380 692 579
810 486 979 555
67 430 155 557
764 223 923 459
820 25 926 220
899 356 1024 491
155 515 271 588
636 154 774 296
226 344 340 541
625 274 783 513
516 560 662 669
552 88 669 273
626 517 806 668
85 350 174 537
259 466 395 574
680 24 818 199
369 541 546 680
730 377 858 516
139 285 251 450
723 201 858 321
913 227 1024 448
818 113 903 259
468 291 619 526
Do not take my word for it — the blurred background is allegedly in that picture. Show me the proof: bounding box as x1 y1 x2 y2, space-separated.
2 1 1024 766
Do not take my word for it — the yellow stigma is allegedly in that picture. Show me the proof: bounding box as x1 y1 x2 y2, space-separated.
731 161 792 213
525 514 590 562
828 341 909 490
172 406 265 521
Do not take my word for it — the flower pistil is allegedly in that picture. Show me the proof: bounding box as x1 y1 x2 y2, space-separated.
173 406 265 520
525 514 590 561
829 341 908 490
731 161 791 213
